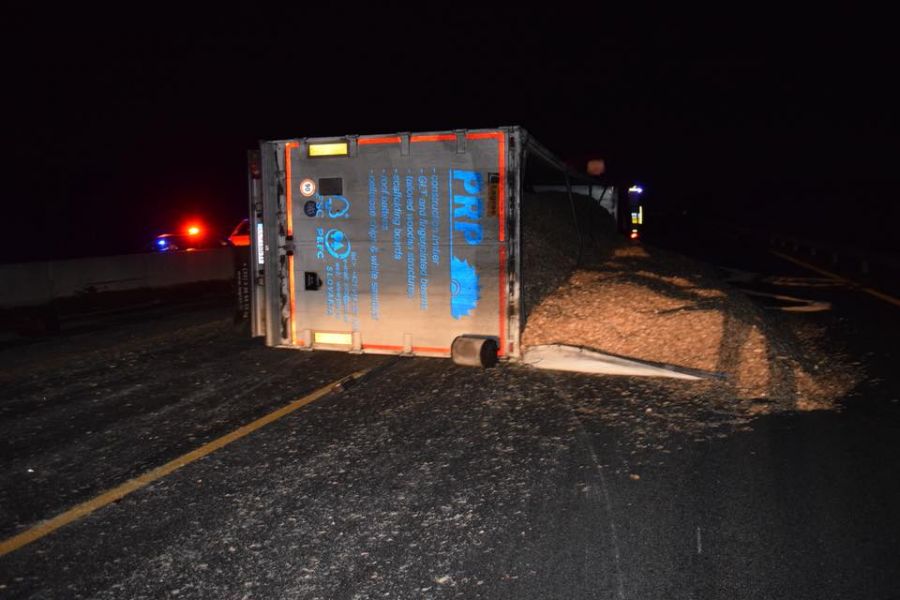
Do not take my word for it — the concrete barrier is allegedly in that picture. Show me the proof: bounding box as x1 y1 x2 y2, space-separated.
1 249 234 309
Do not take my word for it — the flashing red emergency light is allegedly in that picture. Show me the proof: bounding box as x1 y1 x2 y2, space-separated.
186 225 202 237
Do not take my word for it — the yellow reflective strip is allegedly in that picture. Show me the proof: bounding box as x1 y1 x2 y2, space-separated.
314 331 353 345
308 142 349 157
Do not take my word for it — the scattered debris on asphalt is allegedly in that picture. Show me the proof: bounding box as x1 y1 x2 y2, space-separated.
522 221 859 427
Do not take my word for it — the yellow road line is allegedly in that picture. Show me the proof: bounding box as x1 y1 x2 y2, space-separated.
770 249 900 309
0 369 369 558
861 286 900 308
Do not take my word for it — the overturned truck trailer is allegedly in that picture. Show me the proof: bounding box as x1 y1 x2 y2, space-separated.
249 126 614 366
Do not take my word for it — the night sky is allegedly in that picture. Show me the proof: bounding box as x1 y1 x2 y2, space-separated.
4 6 897 262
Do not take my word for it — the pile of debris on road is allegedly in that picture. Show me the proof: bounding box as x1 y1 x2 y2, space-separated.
521 232 858 416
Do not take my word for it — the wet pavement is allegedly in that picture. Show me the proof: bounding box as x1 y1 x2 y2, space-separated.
1 236 899 598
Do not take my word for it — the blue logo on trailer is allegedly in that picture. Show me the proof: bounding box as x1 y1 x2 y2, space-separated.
307 196 351 219
448 169 484 319
450 257 480 319
325 196 351 218
451 170 484 245
324 228 351 259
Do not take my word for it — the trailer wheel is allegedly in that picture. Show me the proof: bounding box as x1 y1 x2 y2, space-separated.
451 336 499 368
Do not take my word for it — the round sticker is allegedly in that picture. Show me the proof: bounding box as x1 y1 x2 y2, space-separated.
303 200 318 217
299 178 316 197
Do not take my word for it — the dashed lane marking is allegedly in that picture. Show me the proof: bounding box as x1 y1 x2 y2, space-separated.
0 369 370 557
770 250 900 309
739 289 832 313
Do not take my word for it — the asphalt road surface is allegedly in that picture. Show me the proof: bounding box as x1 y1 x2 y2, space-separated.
1 237 899 599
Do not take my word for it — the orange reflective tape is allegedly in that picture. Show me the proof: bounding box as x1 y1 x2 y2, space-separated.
358 137 402 145
413 346 452 354
463 131 507 356
287 254 297 344
361 344 450 354
284 142 299 237
362 344 403 351
411 134 456 143
466 131 502 141
496 133 507 355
